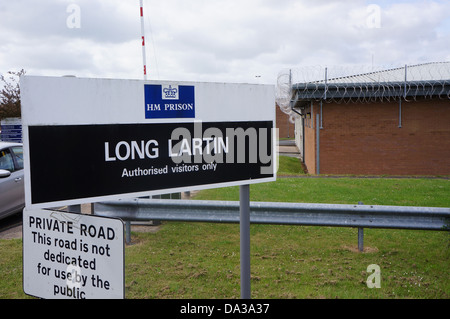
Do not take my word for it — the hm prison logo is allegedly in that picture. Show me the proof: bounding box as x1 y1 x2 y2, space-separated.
145 84 195 119
162 85 178 100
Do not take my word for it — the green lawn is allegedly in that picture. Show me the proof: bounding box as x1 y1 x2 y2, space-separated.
276 155 305 176
1 156 449 299
196 155 449 207
194 177 450 207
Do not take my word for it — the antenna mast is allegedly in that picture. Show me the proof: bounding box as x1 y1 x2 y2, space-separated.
139 0 147 80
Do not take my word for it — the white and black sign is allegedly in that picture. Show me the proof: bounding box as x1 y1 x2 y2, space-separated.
28 121 274 205
23 208 124 299
21 76 276 208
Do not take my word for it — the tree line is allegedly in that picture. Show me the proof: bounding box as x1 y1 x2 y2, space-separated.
0 69 25 121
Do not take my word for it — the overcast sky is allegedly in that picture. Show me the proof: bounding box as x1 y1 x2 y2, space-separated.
1 0 449 85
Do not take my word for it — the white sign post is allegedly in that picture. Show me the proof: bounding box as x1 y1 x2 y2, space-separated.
23 208 124 299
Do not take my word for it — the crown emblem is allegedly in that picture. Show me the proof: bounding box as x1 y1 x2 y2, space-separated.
163 85 178 99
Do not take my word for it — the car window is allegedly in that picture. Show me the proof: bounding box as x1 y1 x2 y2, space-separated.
0 149 15 172
11 146 24 170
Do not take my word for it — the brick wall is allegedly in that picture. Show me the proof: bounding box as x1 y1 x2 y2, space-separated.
276 105 295 139
304 98 450 175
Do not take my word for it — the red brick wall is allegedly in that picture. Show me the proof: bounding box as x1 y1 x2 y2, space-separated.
276 105 295 139
311 98 450 175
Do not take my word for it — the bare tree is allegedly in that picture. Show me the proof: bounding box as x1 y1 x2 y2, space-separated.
0 69 26 121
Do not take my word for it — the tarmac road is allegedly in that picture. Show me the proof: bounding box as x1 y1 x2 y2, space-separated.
0 212 23 240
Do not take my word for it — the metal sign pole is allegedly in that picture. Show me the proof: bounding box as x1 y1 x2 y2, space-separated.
239 184 251 299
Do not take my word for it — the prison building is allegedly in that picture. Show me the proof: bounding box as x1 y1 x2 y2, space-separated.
290 62 450 175
276 103 295 139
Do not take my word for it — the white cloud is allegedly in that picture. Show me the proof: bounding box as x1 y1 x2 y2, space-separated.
0 0 449 84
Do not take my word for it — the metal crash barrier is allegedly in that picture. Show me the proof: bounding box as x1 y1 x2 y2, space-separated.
94 199 450 249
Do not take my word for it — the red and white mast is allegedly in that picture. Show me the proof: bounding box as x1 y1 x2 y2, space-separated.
139 0 147 80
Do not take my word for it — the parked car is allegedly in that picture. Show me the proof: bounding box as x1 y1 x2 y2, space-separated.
0 141 24 219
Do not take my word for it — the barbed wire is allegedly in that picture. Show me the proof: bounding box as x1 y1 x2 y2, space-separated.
277 62 450 119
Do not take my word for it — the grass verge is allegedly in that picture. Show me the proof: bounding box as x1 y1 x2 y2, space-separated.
0 156 448 299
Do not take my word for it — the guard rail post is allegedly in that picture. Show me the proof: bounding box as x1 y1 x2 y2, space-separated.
357 202 364 252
